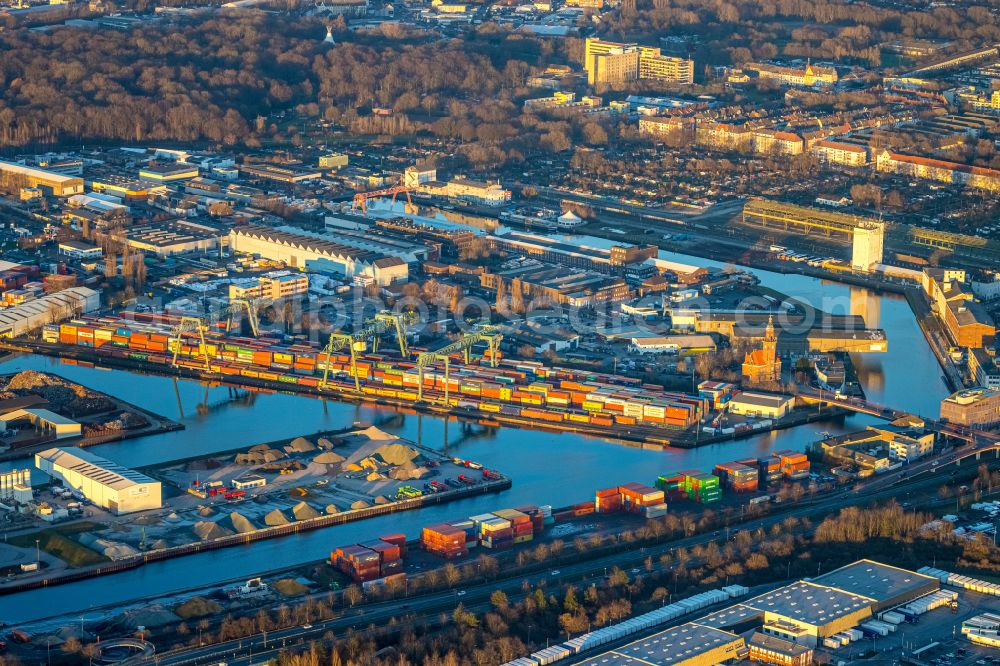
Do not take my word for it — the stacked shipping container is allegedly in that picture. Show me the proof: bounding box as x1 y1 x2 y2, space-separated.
774 450 810 480
713 461 759 493
44 315 709 431
421 523 469 559
595 483 667 517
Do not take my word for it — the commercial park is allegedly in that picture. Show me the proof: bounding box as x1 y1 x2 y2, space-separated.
562 560 960 666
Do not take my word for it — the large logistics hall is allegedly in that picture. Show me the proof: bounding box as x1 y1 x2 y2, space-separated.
35 447 162 515
0 160 84 197
576 561 940 665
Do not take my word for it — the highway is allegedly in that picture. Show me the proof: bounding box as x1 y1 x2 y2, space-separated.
136 440 997 665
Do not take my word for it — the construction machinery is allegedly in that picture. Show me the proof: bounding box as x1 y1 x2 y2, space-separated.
320 310 417 391
416 324 502 402
169 316 210 370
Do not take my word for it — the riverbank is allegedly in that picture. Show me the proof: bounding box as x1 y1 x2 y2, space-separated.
903 288 964 393
0 370 183 463
0 470 510 596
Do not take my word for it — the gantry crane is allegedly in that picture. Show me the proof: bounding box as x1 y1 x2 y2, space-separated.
319 310 417 391
416 324 502 403
222 296 272 338
169 315 210 370
352 184 415 214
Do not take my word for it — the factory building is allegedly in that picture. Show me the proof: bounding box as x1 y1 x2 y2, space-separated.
229 226 413 286
125 220 224 256
0 287 100 338
35 447 162 515
0 160 84 197
138 162 199 183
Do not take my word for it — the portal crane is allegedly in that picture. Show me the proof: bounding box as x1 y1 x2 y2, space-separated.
416 324 502 403
319 310 417 391
222 296 272 338
169 315 210 370
352 184 415 214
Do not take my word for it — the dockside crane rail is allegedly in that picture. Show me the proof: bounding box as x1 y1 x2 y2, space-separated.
169 315 210 371
222 295 273 338
319 310 418 391
416 324 503 403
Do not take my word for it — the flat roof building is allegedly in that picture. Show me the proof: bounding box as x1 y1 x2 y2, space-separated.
728 391 794 419
941 388 1000 428
125 220 223 256
0 160 84 197
35 447 161 515
812 559 939 611
138 162 199 182
0 287 100 338
577 622 745 666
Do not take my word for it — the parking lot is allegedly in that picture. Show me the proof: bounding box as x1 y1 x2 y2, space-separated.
829 589 1000 665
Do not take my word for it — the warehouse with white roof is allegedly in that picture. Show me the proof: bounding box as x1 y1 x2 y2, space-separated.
35 447 161 514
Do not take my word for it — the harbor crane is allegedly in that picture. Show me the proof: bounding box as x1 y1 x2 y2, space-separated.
169 315 211 371
320 310 417 391
351 184 415 214
416 324 502 403
222 295 272 338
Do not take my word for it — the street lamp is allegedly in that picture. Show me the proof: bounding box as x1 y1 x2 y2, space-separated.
35 538 40 565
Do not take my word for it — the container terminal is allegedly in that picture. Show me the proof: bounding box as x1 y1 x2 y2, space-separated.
18 311 717 444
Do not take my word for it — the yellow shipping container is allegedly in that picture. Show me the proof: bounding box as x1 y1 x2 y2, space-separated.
582 401 603 411
480 402 501 412
273 352 293 364
94 329 113 340
499 387 513 401
397 391 418 401
568 413 591 423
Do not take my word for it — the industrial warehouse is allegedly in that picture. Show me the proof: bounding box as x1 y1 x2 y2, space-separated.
528 560 946 666
34 446 162 515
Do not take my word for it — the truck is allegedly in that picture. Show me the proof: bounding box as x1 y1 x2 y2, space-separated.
9 630 30 644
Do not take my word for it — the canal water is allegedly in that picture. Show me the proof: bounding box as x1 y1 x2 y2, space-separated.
0 248 950 624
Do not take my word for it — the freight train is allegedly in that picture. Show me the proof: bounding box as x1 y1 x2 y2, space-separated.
42 314 709 431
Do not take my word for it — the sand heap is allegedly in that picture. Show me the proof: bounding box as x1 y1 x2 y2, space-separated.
229 512 256 534
285 437 316 454
193 521 233 540
389 461 430 480
371 442 419 466
79 534 139 559
120 605 181 628
313 451 345 465
236 444 286 465
350 499 370 510
374 495 390 505
292 501 320 520
318 437 342 449
365 471 386 481
264 508 290 526
324 504 339 514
